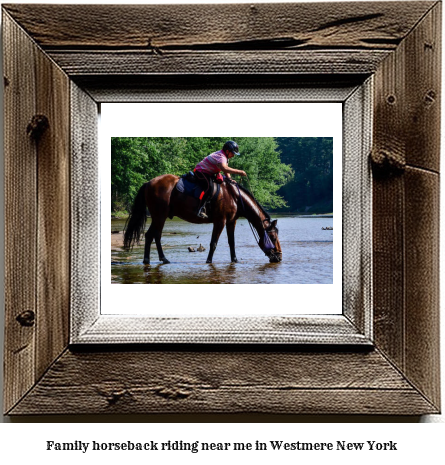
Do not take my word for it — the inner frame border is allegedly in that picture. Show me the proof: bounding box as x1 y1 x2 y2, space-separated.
70 81 373 346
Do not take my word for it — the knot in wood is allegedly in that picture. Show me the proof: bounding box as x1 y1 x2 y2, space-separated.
154 386 191 400
105 390 128 405
370 149 405 178
27 115 49 140
16 310 35 327
96 385 130 405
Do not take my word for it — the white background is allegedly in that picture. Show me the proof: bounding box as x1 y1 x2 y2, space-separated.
101 102 342 315
1 0 444 460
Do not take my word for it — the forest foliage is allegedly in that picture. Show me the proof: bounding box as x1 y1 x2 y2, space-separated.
111 137 333 213
276 137 333 213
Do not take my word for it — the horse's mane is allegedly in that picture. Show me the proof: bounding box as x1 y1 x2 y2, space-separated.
235 182 271 222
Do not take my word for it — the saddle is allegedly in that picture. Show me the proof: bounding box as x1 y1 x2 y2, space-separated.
176 171 221 206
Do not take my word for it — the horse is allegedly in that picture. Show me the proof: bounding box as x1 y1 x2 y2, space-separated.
123 174 282 265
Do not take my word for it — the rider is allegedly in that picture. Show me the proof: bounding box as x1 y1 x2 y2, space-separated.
194 141 247 218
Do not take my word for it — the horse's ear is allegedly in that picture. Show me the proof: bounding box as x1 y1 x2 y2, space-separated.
270 219 277 228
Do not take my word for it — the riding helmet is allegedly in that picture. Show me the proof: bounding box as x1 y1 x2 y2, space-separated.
223 140 240 156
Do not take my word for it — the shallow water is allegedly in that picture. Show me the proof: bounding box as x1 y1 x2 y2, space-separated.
111 216 333 285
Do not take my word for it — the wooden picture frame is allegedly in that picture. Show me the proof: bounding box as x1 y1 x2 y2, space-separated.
2 2 440 415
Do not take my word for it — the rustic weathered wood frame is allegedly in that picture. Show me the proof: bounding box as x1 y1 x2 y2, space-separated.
3 2 440 415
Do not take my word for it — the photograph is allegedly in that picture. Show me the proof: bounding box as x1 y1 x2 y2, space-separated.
110 136 334 285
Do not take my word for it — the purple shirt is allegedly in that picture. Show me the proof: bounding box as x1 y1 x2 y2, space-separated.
195 150 228 174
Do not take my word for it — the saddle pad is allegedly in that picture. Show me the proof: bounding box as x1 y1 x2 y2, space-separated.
176 177 204 199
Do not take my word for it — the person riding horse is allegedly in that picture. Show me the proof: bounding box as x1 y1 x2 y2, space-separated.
123 140 282 265
194 141 247 218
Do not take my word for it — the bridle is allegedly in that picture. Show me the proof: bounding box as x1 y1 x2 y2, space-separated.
262 219 282 262
235 182 281 260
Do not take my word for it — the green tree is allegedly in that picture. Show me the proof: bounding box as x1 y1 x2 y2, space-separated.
230 137 293 209
276 137 333 213
111 137 293 212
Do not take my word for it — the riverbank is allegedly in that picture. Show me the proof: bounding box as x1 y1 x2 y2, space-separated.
111 230 181 250
111 232 124 250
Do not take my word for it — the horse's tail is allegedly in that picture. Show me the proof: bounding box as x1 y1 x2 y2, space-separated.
123 184 148 249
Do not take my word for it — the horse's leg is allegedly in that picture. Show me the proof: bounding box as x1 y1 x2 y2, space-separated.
226 220 238 263
154 225 170 264
142 174 178 264
145 214 169 264
206 219 226 264
144 216 170 264
143 224 155 265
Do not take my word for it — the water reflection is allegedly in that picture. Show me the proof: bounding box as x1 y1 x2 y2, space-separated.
111 216 333 284
143 264 165 284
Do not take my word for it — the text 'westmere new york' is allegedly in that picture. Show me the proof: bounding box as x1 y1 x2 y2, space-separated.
46 440 398 453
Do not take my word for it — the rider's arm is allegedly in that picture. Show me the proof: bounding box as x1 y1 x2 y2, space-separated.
217 163 247 178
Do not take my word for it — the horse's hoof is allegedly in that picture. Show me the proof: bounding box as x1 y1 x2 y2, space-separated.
231 258 238 263
162 258 170 264
206 259 212 264
143 259 150 265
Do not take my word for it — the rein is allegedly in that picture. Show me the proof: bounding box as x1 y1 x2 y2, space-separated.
235 182 276 258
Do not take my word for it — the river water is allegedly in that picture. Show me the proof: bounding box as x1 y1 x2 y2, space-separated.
111 216 333 285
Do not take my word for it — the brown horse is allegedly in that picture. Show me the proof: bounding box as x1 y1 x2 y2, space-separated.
123 174 282 265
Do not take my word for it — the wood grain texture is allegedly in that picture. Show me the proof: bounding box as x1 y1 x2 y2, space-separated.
35 37 71 381
3 11 71 412
2 2 435 50
404 168 440 408
404 2 441 172
372 3 441 411
70 83 99 340
74 316 370 345
342 81 372 336
372 174 405 367
371 1 441 173
3 2 433 81
46 50 391 77
8 349 437 415
3 12 38 414
372 8 407 371
2 2 441 416
76 75 365 103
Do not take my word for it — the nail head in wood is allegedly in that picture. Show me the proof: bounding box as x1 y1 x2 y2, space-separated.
26 114 49 140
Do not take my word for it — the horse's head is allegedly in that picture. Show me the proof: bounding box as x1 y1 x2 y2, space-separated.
262 219 282 263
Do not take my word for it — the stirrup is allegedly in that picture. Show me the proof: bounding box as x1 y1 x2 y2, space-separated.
198 207 208 219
